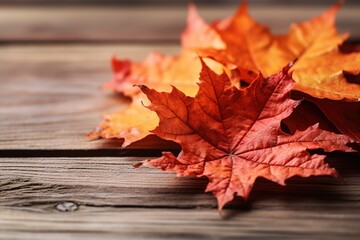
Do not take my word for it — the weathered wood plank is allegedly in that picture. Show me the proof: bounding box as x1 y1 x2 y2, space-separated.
0 44 179 150
0 5 358 42
0 157 214 208
0 156 359 239
1 206 360 240
0 156 359 208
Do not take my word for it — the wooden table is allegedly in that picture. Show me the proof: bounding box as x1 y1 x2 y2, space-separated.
0 4 359 239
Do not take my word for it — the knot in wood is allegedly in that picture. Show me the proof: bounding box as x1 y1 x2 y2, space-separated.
55 201 78 212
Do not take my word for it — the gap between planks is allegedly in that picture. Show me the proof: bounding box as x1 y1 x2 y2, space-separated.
0 147 180 158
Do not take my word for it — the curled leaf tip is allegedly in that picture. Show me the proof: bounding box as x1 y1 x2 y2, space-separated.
283 59 297 73
135 84 149 91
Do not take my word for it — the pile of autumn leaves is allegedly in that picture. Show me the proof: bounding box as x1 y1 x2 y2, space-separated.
90 2 360 211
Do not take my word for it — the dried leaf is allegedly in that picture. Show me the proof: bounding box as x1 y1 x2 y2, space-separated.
137 61 354 210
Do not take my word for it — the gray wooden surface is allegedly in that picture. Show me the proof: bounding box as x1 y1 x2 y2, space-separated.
0 4 359 240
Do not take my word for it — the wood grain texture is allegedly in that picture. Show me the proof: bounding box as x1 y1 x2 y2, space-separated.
0 5 359 42
1 207 360 240
0 155 359 239
0 44 180 150
1 3 360 238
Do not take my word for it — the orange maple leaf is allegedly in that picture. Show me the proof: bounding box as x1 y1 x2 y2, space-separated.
136 60 354 210
201 1 360 100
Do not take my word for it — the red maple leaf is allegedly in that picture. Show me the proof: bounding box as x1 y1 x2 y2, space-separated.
136 60 354 210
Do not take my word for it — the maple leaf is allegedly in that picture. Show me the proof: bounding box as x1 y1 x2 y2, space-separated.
136 60 354 210
201 1 360 100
